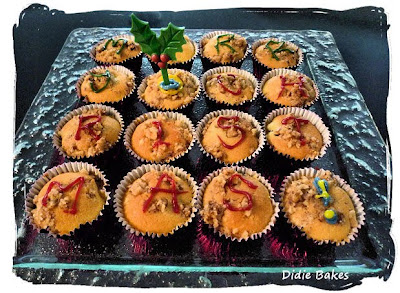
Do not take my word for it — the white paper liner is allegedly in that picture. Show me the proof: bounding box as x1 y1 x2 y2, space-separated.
25 162 110 237
123 111 195 163
195 109 265 165
200 66 259 106
197 166 280 242
75 65 136 104
251 38 304 72
279 167 366 246
89 34 143 66
259 68 320 108
113 164 199 238
199 30 249 67
263 107 331 161
136 68 201 110
53 104 124 159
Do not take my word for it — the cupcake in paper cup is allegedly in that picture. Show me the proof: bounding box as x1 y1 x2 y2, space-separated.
260 68 319 107
25 162 110 237
200 31 249 71
89 34 143 72
196 109 265 165
264 107 331 161
146 35 198 72
280 167 365 246
198 166 279 242
53 104 124 160
201 66 258 106
114 164 198 237
251 38 303 79
124 111 195 163
76 65 136 106
137 68 200 110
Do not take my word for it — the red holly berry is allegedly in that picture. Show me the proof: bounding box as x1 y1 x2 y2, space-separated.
151 54 160 63
160 53 170 63
157 62 166 69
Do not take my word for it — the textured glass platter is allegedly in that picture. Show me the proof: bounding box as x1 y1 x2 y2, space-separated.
13 28 393 289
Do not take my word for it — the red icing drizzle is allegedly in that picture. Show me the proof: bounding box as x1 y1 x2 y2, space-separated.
152 121 171 149
224 174 258 211
277 75 309 99
42 176 85 214
281 116 309 146
216 116 246 149
75 115 102 141
142 173 187 213
217 74 242 95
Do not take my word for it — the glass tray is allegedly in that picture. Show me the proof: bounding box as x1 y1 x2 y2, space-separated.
13 28 393 289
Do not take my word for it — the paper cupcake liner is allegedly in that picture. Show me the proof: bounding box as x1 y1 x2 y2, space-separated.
53 104 124 160
75 65 136 106
199 31 249 71
201 66 259 106
279 167 365 246
25 162 110 238
195 109 265 166
124 111 195 164
197 166 280 242
89 34 143 72
259 68 320 108
263 107 331 161
113 164 199 238
136 68 201 111
146 38 199 72
251 38 304 79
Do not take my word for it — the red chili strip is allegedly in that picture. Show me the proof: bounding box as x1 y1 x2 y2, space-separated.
281 116 309 146
75 115 102 141
216 116 246 149
217 74 242 95
223 174 258 211
42 176 85 214
152 121 171 149
277 75 309 99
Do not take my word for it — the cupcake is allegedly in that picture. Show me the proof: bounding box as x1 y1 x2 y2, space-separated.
196 110 264 165
114 164 198 237
280 168 365 245
261 69 319 107
124 111 194 163
26 162 109 237
90 34 143 72
53 104 123 159
199 167 279 241
251 38 303 79
202 66 258 106
147 35 198 71
76 65 135 105
200 31 248 70
137 68 200 110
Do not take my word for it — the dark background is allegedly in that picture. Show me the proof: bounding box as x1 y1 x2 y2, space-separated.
13 4 389 141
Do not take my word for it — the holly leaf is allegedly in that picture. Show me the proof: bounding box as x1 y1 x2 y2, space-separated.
158 23 186 61
130 14 161 55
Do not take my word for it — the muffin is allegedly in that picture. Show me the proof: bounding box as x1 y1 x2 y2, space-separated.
77 65 135 104
114 165 198 237
147 35 198 71
125 111 194 163
90 34 143 71
26 163 109 236
265 110 328 161
261 69 318 107
202 66 258 106
54 105 123 159
199 167 278 241
281 168 365 245
251 38 303 79
197 110 264 164
137 69 200 110
200 31 248 69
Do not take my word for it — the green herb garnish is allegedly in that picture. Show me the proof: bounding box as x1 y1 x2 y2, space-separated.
89 70 111 93
265 40 295 61
103 38 128 54
214 34 236 54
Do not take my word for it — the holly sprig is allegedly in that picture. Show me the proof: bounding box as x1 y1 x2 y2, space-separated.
130 14 186 85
